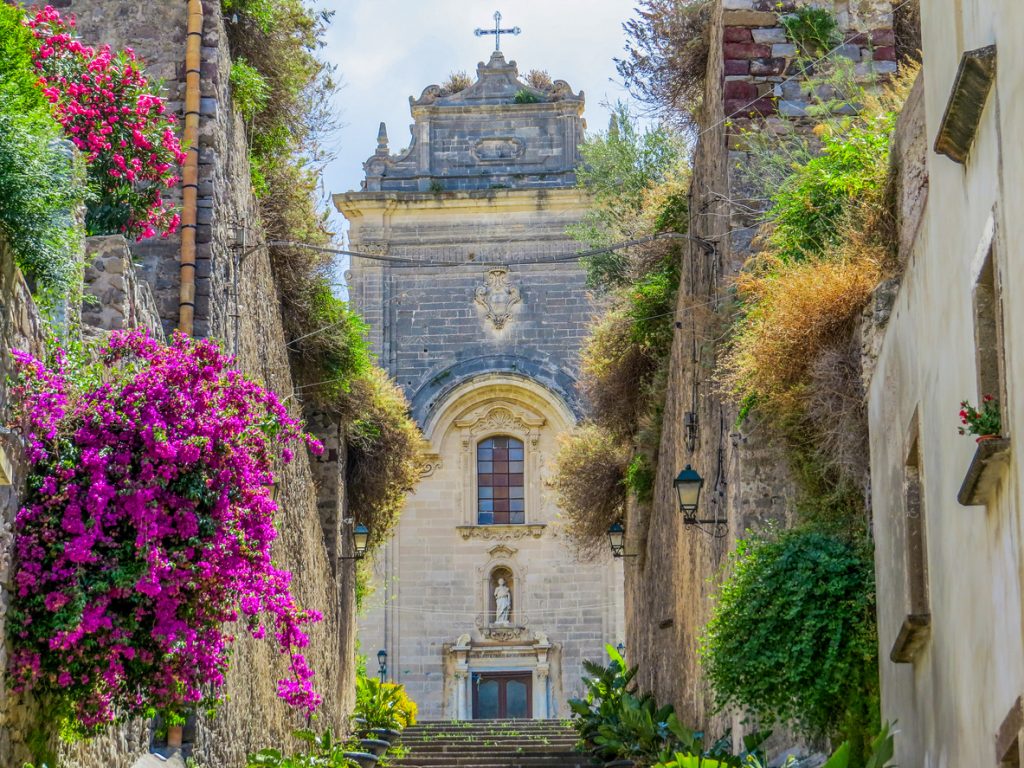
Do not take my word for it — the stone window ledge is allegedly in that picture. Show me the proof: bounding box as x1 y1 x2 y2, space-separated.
457 524 546 541
889 613 931 663
957 437 1011 506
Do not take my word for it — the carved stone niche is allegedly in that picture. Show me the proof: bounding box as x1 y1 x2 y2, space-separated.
453 400 546 528
474 545 530 639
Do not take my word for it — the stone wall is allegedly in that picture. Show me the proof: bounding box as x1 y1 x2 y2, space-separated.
623 0 891 752
82 235 166 339
0 2 355 766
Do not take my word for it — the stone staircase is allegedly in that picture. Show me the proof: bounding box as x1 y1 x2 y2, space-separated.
391 719 595 768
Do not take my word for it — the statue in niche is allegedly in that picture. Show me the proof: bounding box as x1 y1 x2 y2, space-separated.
494 577 512 625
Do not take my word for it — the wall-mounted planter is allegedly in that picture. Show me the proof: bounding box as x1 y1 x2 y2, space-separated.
889 612 931 663
360 738 390 757
957 437 1011 506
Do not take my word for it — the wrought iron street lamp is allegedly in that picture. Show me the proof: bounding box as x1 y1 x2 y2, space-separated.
340 523 371 560
377 649 387 683
607 521 637 558
674 464 726 537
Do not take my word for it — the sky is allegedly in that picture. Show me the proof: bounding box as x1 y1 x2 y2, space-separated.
315 0 637 246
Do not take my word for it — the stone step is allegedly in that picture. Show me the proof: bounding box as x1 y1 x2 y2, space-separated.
391 718 590 768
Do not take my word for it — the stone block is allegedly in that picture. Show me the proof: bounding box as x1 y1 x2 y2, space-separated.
751 27 788 44
856 60 898 77
722 0 754 8
725 80 758 100
724 59 750 75
724 42 773 59
778 99 808 117
722 9 778 26
872 46 897 62
835 44 862 61
749 57 786 76
724 26 754 43
771 43 798 58
725 97 776 116
872 28 896 46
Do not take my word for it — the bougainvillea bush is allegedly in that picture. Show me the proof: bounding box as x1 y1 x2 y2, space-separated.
7 329 324 730
27 6 187 239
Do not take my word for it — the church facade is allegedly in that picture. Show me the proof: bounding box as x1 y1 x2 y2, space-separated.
334 51 625 720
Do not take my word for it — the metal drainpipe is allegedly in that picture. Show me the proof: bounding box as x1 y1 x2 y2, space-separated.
178 0 203 335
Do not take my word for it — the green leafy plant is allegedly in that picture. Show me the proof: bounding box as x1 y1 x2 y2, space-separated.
700 528 879 761
779 6 841 56
231 57 271 121
0 3 83 299
513 88 542 104
625 454 655 503
354 676 418 731
247 729 360 767
958 396 1001 438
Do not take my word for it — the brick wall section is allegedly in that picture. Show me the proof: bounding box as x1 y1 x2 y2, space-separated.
623 0 892 753
723 0 896 118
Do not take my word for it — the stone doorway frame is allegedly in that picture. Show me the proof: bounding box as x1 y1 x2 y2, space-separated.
448 632 553 720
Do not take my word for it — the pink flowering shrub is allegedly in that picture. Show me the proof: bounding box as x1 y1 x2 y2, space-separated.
7 329 324 730
27 6 187 240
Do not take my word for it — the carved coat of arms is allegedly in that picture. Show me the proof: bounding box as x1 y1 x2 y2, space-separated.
475 268 521 330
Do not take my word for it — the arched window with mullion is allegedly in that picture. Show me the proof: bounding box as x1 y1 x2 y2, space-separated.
477 436 525 525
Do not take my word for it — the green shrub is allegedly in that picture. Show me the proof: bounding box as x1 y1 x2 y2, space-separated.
625 454 655 503
230 57 271 122
780 6 841 56
513 88 542 104
354 677 418 731
0 3 82 298
700 528 878 760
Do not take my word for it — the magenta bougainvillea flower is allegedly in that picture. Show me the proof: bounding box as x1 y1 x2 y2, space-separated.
8 329 324 728
26 6 187 240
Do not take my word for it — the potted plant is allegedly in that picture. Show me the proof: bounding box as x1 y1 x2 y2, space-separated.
959 396 1002 442
353 677 417 743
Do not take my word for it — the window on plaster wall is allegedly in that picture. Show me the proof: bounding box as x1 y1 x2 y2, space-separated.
973 242 1008 433
477 436 525 525
904 425 930 620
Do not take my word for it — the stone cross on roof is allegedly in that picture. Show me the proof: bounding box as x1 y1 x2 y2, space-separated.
474 10 521 52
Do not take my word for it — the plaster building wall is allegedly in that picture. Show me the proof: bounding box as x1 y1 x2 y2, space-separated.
0 2 356 766
337 52 624 720
622 0 893 746
868 3 1024 765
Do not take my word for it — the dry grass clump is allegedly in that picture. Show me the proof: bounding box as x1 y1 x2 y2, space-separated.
722 255 881 420
440 71 472 96
340 368 424 550
525 69 553 90
580 306 660 438
616 0 712 129
552 424 630 555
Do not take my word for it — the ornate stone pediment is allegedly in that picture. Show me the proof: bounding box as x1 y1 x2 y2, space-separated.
454 403 545 439
474 268 521 330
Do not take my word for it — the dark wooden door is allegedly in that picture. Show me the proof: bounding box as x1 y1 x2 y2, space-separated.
472 672 532 719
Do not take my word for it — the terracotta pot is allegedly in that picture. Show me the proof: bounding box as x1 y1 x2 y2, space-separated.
166 724 183 749
976 434 1000 443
